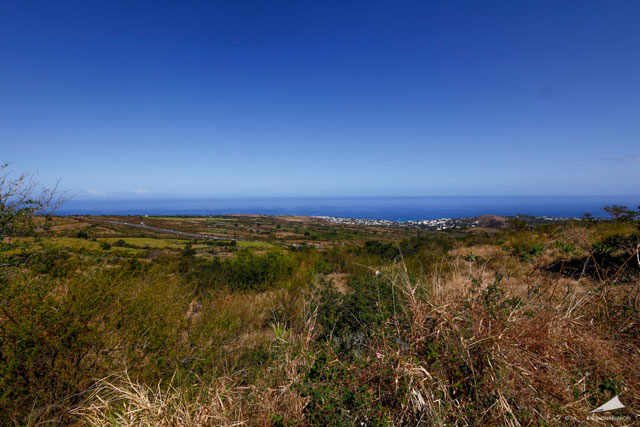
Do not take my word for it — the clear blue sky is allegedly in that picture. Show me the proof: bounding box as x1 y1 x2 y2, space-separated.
1 1 638 198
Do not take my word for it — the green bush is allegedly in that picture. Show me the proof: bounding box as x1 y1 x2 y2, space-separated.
313 275 403 358
506 235 544 261
555 240 577 255
185 249 295 291
0 269 116 424
297 352 390 426
75 230 89 239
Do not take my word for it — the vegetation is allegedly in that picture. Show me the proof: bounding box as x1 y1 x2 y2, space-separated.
0 204 639 425
0 162 63 237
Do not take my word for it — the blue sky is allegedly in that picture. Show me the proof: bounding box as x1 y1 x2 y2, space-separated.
1 0 639 198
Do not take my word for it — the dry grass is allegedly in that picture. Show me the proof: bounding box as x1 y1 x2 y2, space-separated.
389 255 640 425
71 247 640 426
73 330 314 426
72 372 238 426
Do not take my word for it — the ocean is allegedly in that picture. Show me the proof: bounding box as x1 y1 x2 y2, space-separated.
55 196 639 221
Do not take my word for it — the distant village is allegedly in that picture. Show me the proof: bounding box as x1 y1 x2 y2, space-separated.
315 215 569 230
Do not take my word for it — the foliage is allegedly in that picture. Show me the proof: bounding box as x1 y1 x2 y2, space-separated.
505 235 544 261
1 212 639 425
603 204 639 222
555 240 577 255
183 248 295 291
312 274 403 358
0 268 116 424
0 162 64 237
297 352 390 426
508 217 529 231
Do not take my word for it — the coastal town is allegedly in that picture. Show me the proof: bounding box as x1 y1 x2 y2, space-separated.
315 214 571 230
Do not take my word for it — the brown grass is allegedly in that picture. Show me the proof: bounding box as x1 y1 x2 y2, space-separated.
71 249 640 426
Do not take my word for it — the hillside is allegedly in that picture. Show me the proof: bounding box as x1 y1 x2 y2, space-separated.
1 214 639 425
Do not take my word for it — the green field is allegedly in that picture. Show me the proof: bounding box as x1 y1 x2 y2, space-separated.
236 240 276 248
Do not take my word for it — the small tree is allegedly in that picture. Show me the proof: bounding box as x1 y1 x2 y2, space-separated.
603 205 638 222
0 162 65 237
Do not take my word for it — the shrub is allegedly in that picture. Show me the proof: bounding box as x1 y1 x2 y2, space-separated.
0 162 64 237
182 242 196 257
506 235 544 261
297 352 390 426
313 275 402 358
185 249 295 291
0 269 116 424
555 240 577 255
508 217 529 231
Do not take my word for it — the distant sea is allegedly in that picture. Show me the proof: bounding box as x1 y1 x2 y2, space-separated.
56 196 639 222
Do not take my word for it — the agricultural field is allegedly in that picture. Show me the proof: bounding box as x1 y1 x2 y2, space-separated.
1 213 639 425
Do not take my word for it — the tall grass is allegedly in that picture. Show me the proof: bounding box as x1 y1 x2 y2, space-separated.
73 243 640 425
2 220 638 425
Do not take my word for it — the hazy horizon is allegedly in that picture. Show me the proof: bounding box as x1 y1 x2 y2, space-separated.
56 195 640 220
67 194 640 201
